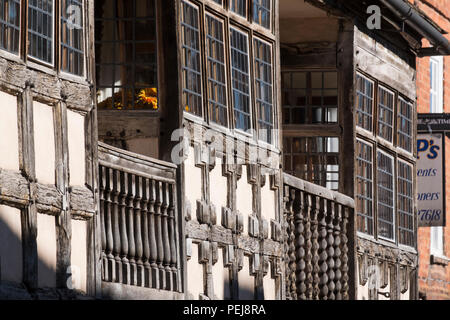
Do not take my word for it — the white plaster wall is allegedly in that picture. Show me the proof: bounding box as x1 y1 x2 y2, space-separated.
184 147 202 222
209 157 228 222
238 256 254 300
236 166 253 234
378 270 390 301
400 288 410 300
187 242 204 299
0 91 20 171
33 102 55 185
0 205 22 283
356 262 369 300
212 247 230 299
71 219 87 292
261 174 276 237
67 110 86 187
263 263 276 300
37 213 56 288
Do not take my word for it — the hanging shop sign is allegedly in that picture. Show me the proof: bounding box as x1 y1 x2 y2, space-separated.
417 133 445 227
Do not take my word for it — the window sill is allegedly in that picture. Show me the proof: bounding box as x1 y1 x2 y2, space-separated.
430 254 449 266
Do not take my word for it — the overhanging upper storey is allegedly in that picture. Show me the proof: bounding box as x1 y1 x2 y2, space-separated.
306 0 450 57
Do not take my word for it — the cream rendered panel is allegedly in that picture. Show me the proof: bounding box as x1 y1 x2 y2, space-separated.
0 91 20 171
238 256 254 300
184 147 202 222
37 213 57 288
378 269 390 301
212 247 230 299
187 242 204 299
33 102 55 185
356 261 369 300
67 110 86 187
236 166 253 234
261 174 276 238
400 288 410 300
71 219 87 292
209 157 228 224
263 262 276 300
0 205 22 283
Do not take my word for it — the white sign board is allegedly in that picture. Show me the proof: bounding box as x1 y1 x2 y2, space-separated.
417 133 445 227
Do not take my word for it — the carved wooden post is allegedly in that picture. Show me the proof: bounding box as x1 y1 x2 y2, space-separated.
112 169 122 283
105 167 115 282
148 179 159 287
161 182 172 289
304 193 313 299
127 173 137 285
310 195 320 299
99 166 107 281
286 187 297 299
141 178 151 287
168 183 178 290
119 171 129 284
326 200 335 300
155 180 165 288
341 206 350 300
334 204 342 300
318 198 329 299
294 189 306 300
134 176 144 286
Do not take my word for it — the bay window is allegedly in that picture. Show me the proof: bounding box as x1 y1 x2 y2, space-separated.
0 0 20 54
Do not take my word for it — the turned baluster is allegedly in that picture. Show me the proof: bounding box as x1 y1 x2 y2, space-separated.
286 187 297 300
155 180 165 288
304 194 313 300
326 200 336 300
99 166 107 280
112 169 122 283
334 204 342 300
161 182 171 289
134 176 144 286
105 167 115 282
126 173 137 285
119 171 129 285
318 198 329 299
168 183 178 290
341 206 350 300
310 195 320 299
148 179 158 287
294 189 306 300
141 178 151 287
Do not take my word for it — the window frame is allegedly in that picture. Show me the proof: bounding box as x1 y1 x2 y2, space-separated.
376 149 395 242
0 0 21 55
377 85 395 144
356 138 374 236
430 56 443 114
355 70 416 249
0 0 87 78
430 226 444 257
180 0 277 147
397 159 415 247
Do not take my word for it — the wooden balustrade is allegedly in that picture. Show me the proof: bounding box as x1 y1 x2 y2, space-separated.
98 143 181 292
283 173 354 300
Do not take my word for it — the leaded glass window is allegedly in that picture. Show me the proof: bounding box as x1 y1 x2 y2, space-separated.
398 160 414 247
61 0 84 75
377 86 394 142
254 38 273 143
206 14 227 126
230 0 247 17
230 28 251 131
356 140 373 235
28 0 53 64
282 71 338 124
377 151 394 240
253 0 270 29
356 74 373 131
283 136 339 190
0 0 20 53
96 0 158 110
398 98 413 153
181 0 202 116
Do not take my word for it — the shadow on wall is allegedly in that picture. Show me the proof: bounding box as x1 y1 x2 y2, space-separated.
0 209 81 300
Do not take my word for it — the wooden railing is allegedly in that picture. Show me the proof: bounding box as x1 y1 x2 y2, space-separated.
98 143 181 292
283 173 354 300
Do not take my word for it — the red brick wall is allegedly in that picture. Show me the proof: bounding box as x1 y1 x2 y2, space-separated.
415 0 450 300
